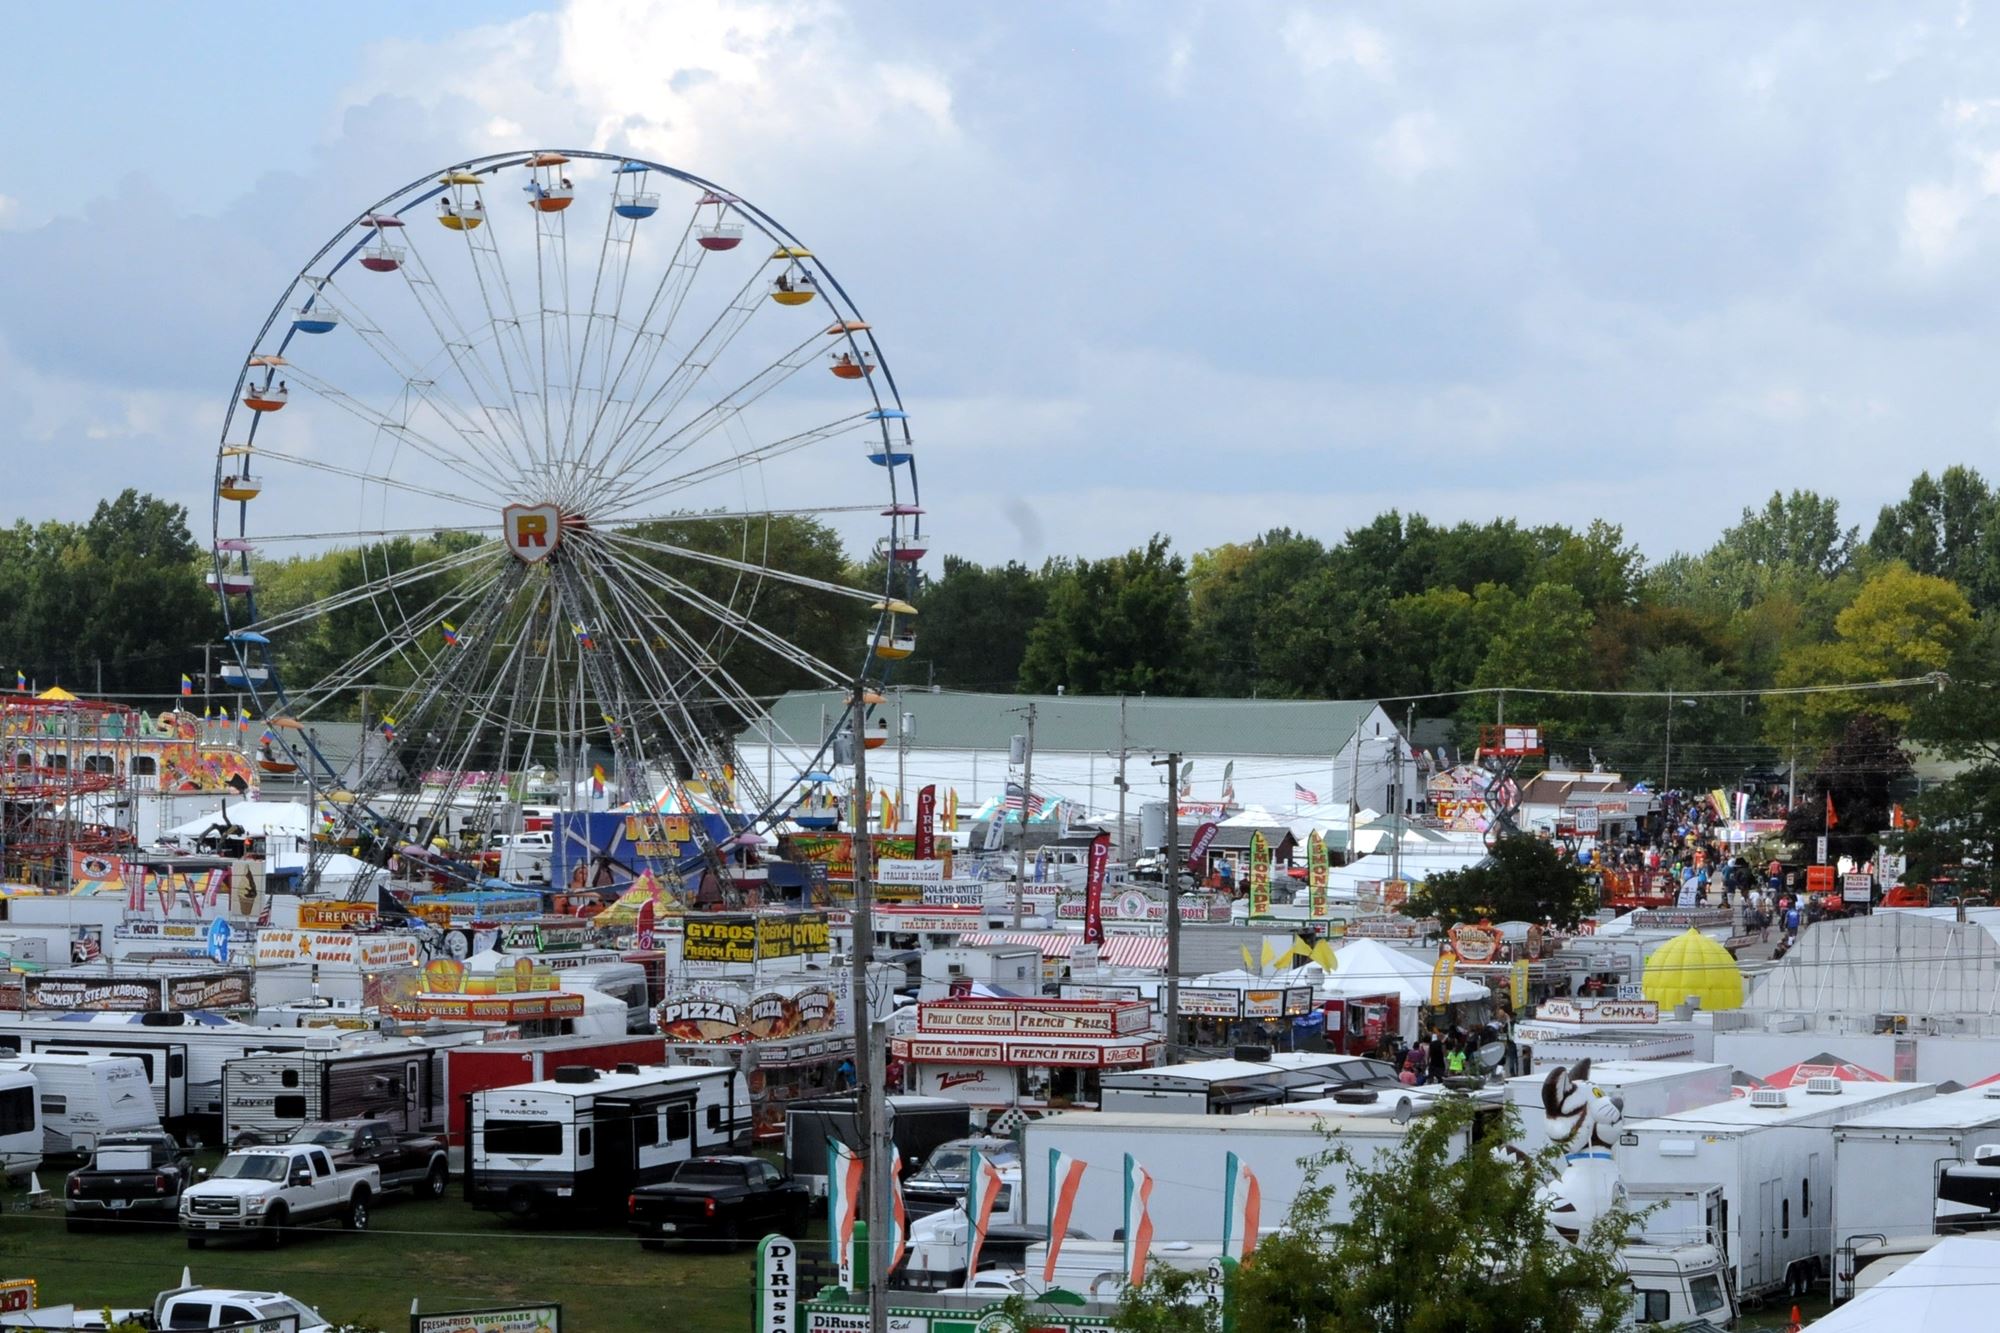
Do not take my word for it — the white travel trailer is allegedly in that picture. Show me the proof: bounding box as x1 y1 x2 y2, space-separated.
465 1063 748 1218
0 1067 42 1179
1616 1079 1936 1302
0 1011 361 1141
0 1053 158 1155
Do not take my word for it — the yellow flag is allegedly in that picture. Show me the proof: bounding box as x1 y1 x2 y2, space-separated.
1241 944 1255 972
1259 939 1277 973
1312 939 1337 970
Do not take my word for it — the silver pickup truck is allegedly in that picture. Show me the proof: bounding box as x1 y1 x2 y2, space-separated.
179 1144 380 1248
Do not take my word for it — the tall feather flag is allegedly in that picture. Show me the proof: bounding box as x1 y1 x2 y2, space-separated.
828 1140 865 1289
236 706 250 733
945 788 959 831
1043 1148 1088 1284
1825 791 1839 829
1122 1154 1156 1287
965 1145 1006 1278
1222 1151 1261 1264
888 1156 908 1274
880 790 897 832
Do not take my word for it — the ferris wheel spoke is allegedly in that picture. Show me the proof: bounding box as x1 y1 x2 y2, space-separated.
573 207 711 474
440 182 545 460
598 527 884 605
392 232 540 469
250 521 502 545
600 414 871 516
248 542 501 639
320 276 537 491
583 533 848 686
275 566 509 717
246 444 500 514
566 558 764 833
272 366 518 501
589 267 792 489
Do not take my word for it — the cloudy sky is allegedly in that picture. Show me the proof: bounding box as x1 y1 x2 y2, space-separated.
3 1 1997 569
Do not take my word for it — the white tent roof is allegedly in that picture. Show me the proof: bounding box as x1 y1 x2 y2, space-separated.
166 800 311 838
1327 938 1489 1005
1805 1235 2000 1330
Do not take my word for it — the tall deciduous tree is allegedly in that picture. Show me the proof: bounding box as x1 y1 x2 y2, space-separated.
901 555 1047 690
1781 712 1912 864
1869 465 2000 612
1018 536 1193 696
1405 836 1598 928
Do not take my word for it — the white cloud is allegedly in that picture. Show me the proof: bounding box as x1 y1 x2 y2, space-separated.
1278 10 1390 80
1372 111 1454 183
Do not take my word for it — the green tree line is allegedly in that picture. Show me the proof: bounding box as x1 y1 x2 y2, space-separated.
7 468 2000 890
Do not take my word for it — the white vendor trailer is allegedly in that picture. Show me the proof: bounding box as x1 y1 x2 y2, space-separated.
1023 1110 1459 1246
1615 1079 1935 1302
1507 1062 1735 1154
1829 1085 2000 1299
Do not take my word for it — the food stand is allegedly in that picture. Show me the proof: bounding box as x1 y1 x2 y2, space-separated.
655 980 849 1140
888 997 1162 1125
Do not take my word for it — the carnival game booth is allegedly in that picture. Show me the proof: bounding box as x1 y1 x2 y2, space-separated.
380 954 625 1038
889 996 1163 1126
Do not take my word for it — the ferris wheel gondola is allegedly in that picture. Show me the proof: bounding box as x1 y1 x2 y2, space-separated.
209 149 925 900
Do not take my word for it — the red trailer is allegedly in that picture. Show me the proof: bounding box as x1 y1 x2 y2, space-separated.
442 1033 667 1162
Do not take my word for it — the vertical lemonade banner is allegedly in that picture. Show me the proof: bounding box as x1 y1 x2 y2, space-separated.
1248 830 1272 918
1307 829 1329 918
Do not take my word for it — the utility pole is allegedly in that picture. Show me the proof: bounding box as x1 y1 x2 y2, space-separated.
1346 715 1366 865
1787 718 1797 811
895 689 908 819
1664 690 1674 790
1153 751 1183 1062
847 683 890 1333
1011 702 1036 926
1116 694 1129 863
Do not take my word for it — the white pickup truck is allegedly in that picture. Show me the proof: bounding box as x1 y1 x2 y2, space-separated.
154 1283 332 1333
179 1144 379 1248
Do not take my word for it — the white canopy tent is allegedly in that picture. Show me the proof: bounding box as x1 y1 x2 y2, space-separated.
1804 1235 2000 1330
165 800 311 839
1329 938 1490 1006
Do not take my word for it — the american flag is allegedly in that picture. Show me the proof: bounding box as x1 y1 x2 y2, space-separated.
1294 783 1319 805
1003 781 1046 815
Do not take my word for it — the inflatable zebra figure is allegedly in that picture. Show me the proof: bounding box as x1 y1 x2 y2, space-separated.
1540 1058 1627 1243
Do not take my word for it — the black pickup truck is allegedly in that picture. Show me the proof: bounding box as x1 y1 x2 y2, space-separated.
64 1131 194 1232
288 1120 449 1199
627 1156 811 1248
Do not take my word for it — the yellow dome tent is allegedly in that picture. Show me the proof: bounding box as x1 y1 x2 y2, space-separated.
1641 927 1744 1011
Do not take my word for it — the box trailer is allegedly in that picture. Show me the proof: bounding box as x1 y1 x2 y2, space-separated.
1615 1079 1936 1302
1506 1062 1735 1154
1098 1053 1394 1116
1023 1110 1459 1246
1829 1085 2000 1299
441 1033 664 1167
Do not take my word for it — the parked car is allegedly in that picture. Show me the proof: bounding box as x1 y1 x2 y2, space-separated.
64 1130 193 1232
153 1283 332 1333
179 1144 379 1248
289 1118 449 1199
626 1155 811 1247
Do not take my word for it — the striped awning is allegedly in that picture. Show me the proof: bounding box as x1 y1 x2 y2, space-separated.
1096 935 1168 969
959 931 1075 959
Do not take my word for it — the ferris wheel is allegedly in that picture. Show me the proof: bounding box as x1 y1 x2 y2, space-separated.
210 150 924 897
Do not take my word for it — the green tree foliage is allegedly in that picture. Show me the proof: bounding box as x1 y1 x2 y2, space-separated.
1108 1099 1632 1333
1781 712 1912 864
1404 836 1599 928
1019 536 1193 695
0 491 215 693
1869 466 2000 612
902 556 1048 689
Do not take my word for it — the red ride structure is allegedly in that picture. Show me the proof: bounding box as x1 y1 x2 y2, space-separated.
0 693 139 889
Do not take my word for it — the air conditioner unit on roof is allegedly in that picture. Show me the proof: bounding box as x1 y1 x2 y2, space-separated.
1750 1088 1790 1109
1805 1076 1844 1096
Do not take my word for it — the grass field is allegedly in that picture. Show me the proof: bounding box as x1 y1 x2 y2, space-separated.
0 1173 790 1333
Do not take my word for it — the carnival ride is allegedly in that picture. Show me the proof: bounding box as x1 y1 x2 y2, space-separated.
210 152 924 900
0 694 142 888
1475 724 1541 849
